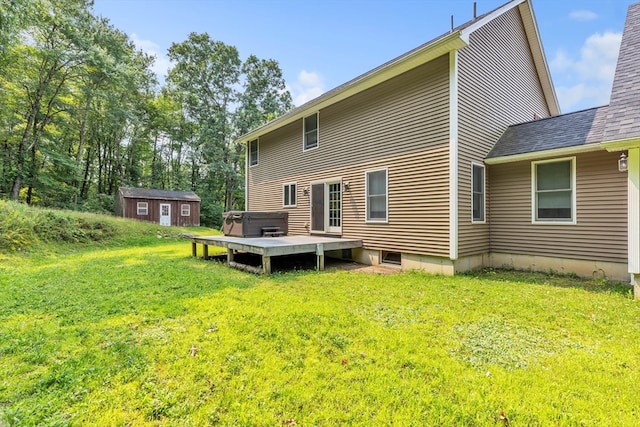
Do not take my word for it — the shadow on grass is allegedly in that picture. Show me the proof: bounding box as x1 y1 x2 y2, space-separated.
463 267 632 296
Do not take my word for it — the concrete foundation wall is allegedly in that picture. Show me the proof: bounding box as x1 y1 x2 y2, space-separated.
401 253 455 275
354 247 629 282
489 252 629 281
352 248 381 266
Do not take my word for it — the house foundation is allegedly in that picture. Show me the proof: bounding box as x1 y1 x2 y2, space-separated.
489 252 628 282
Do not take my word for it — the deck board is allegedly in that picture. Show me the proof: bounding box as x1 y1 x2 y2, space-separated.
191 235 363 274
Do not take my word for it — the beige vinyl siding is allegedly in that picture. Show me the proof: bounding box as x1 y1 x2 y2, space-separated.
489 151 627 263
457 7 551 256
248 54 451 257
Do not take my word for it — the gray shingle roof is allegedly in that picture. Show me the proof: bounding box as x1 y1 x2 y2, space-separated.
119 187 200 202
603 2 640 141
487 106 608 158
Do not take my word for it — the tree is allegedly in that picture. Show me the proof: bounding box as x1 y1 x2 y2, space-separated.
167 33 292 221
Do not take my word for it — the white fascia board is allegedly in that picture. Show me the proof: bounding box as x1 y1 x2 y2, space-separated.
460 0 560 116
239 33 467 143
517 1 560 116
484 144 603 165
459 0 527 42
601 137 640 151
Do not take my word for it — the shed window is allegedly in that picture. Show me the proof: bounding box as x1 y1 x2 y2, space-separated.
303 113 318 150
283 182 297 208
366 169 388 222
249 139 258 166
532 157 575 223
472 163 485 222
137 202 148 216
181 204 190 216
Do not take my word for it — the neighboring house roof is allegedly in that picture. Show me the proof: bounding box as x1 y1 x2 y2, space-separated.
119 187 201 202
603 2 640 143
238 0 559 143
486 106 609 163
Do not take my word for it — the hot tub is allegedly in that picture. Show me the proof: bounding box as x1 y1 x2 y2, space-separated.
222 211 288 238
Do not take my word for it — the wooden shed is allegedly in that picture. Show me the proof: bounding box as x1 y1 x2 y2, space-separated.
115 187 201 226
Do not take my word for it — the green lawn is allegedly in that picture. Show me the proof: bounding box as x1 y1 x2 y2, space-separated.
1 215 639 425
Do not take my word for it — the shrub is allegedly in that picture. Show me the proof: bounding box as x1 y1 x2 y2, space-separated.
0 201 38 251
33 210 117 243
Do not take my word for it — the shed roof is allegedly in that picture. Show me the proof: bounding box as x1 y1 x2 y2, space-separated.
603 2 640 142
119 187 200 202
487 106 608 160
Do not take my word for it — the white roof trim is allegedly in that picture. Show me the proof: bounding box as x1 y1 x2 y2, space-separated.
460 0 559 116
460 0 527 42
517 1 560 116
601 137 640 151
484 144 603 164
240 33 466 142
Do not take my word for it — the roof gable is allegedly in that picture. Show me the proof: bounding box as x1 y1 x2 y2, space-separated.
239 0 558 142
603 2 640 142
119 187 201 202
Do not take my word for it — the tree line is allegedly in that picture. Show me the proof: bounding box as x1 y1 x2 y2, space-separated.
0 0 293 225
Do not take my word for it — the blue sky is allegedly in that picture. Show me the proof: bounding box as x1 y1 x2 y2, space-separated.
92 0 634 113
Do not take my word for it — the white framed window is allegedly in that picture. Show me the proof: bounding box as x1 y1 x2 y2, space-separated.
137 202 148 216
283 182 297 208
303 113 319 151
531 157 576 224
366 168 388 223
249 139 258 166
471 162 485 223
181 204 190 216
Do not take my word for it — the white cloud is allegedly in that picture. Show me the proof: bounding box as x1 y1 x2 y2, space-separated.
130 33 171 81
569 9 598 22
550 31 622 111
289 70 326 106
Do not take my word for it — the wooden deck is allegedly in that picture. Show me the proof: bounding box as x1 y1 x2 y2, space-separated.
191 235 363 274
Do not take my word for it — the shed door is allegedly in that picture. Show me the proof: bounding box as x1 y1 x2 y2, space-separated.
159 203 171 226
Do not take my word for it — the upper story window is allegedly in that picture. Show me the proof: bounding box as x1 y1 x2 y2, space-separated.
366 168 388 222
472 163 485 223
249 139 258 166
137 202 148 216
283 182 297 208
304 113 318 151
181 204 190 216
532 157 576 224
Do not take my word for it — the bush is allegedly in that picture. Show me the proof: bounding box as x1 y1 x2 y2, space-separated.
33 210 116 243
81 194 114 214
0 201 37 251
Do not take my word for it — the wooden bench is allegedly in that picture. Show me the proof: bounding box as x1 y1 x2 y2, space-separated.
261 226 284 237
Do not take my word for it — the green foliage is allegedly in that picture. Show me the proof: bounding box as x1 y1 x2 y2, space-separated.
0 214 638 425
199 193 224 228
81 193 115 214
0 200 37 250
32 210 116 243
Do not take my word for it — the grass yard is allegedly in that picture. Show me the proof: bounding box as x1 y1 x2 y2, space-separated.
1 206 640 425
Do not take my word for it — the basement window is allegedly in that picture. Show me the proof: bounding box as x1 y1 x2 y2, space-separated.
382 251 401 265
